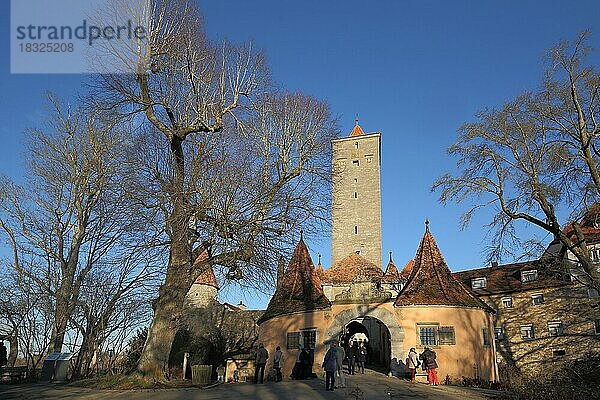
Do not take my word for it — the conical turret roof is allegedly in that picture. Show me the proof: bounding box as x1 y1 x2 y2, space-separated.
192 245 219 289
394 225 490 310
382 254 402 283
258 238 330 324
316 255 325 281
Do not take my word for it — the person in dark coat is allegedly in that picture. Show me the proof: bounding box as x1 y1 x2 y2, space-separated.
357 341 367 374
254 343 269 384
305 346 314 378
420 347 439 385
292 345 305 379
322 342 337 391
346 340 357 375
0 342 7 367
273 346 284 382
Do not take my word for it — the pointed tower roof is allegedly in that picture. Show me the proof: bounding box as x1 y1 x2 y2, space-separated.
258 237 330 324
349 124 365 137
316 254 325 281
323 252 383 284
382 252 402 283
394 224 490 310
192 247 219 289
400 259 415 280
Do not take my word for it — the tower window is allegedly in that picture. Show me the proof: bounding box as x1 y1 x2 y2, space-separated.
355 142 359 149
354 226 358 234
354 178 358 183
352 160 359 166
354 192 358 198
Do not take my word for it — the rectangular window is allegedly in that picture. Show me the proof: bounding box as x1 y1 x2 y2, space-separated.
494 327 505 340
548 321 563 337
482 328 491 346
438 326 456 345
354 192 358 199
532 293 544 305
418 324 438 346
595 319 600 335
501 297 513 308
354 226 358 234
301 329 317 350
365 155 373 163
352 160 359 166
521 270 538 282
471 277 487 289
520 324 535 340
287 332 300 349
590 248 600 264
553 349 566 357
355 142 359 149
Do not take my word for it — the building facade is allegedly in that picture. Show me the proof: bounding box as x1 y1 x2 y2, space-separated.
256 124 498 382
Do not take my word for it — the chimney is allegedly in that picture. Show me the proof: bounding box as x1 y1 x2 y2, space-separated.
237 301 247 311
491 261 499 268
277 255 285 287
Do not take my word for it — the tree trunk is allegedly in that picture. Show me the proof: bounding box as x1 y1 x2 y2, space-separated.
137 136 194 380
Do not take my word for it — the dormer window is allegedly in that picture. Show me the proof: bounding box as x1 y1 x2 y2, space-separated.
521 270 538 283
471 277 486 289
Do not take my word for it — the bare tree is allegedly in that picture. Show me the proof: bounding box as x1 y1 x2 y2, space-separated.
0 266 54 370
91 0 338 379
433 31 600 289
0 94 149 360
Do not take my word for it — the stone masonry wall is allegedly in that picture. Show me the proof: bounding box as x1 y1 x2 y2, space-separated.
331 133 382 267
481 283 600 372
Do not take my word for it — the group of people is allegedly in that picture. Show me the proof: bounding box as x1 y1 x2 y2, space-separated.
255 341 440 388
406 347 439 385
254 339 368 390
253 343 315 384
322 339 368 391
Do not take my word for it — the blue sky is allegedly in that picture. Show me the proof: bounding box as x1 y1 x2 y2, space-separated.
1 0 599 309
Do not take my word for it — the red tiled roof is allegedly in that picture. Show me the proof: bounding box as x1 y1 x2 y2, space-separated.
453 261 572 295
323 252 383 284
258 238 330 324
400 259 414 280
316 261 325 281
193 247 219 289
349 124 365 137
394 227 490 310
561 204 600 244
382 259 402 283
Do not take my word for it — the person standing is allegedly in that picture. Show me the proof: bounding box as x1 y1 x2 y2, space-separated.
407 348 420 383
273 346 284 382
254 343 269 384
305 345 314 379
357 342 367 374
335 342 346 388
292 345 303 379
0 341 7 367
346 340 357 375
322 342 337 391
421 347 439 385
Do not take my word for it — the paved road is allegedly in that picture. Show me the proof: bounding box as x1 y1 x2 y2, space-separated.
0 371 503 400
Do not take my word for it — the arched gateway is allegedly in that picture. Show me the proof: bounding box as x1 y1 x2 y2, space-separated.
324 305 404 375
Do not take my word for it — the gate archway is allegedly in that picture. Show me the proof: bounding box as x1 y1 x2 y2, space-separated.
324 305 404 375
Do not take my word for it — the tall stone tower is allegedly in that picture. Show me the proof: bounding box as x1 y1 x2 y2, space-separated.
331 121 382 267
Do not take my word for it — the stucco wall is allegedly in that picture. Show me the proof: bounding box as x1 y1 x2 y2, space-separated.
257 303 497 382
